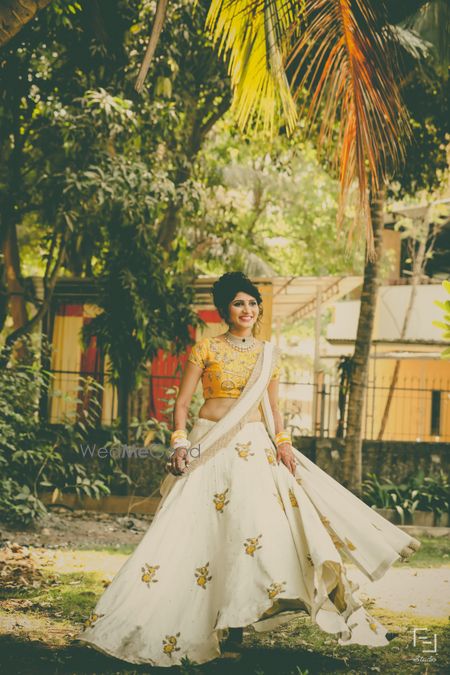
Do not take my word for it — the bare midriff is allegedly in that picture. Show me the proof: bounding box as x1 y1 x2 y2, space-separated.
198 397 262 422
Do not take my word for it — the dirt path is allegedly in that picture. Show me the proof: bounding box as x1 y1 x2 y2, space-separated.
347 565 450 619
0 507 151 550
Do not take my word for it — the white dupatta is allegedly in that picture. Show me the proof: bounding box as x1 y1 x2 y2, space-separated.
157 340 280 508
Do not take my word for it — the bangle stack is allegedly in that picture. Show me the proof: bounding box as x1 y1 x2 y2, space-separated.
171 429 191 451
275 430 291 447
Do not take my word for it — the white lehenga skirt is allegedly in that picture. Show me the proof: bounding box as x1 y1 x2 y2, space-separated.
75 418 421 667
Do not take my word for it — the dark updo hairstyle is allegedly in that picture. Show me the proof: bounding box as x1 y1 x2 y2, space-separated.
212 271 263 331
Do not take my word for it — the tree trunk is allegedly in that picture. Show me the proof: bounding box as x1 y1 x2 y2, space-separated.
156 96 230 252
0 0 53 47
2 222 28 330
343 188 384 495
0 258 7 333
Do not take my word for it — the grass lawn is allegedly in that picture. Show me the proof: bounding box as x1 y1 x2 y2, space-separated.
0 537 448 674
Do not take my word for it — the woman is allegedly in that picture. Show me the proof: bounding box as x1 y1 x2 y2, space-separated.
76 271 421 667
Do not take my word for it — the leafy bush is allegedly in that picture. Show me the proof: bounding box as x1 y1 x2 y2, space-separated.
433 279 450 358
0 335 121 527
362 469 449 525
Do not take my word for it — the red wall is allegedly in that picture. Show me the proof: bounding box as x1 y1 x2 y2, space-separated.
149 309 222 420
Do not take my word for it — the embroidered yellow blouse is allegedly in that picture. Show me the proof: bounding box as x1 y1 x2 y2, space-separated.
187 336 281 400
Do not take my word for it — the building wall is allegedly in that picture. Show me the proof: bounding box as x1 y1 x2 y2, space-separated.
48 302 118 425
366 356 450 442
328 284 449 343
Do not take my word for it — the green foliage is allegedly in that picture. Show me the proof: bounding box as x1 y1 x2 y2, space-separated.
158 385 205 432
362 469 449 525
0 335 121 527
196 123 365 276
0 0 229 400
433 279 450 358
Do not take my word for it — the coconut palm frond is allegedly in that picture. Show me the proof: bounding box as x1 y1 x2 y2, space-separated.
403 0 450 68
287 0 411 249
206 0 298 134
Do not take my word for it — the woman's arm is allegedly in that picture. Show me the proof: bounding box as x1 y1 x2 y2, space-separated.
169 360 203 475
173 361 203 430
267 377 297 475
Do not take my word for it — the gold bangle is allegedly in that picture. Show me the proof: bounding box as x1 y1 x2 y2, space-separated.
275 432 291 442
275 431 291 447
275 429 290 438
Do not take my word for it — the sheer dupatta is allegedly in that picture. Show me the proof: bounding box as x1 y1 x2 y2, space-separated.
156 340 280 511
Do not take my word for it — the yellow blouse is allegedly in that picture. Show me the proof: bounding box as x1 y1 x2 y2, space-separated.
187 336 281 400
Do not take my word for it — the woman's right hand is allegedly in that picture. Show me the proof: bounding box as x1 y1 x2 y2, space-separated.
168 446 190 475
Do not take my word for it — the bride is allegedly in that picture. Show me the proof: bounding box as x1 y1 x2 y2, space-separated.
75 271 421 667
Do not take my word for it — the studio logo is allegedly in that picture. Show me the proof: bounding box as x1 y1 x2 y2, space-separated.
410 627 438 663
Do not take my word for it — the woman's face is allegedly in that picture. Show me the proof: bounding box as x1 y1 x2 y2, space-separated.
227 292 260 330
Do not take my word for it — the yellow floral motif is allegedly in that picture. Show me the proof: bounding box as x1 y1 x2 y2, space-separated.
296 476 302 485
213 488 230 513
345 538 357 550
235 441 255 460
162 632 181 656
84 611 104 629
265 448 276 465
244 534 263 557
267 581 287 599
288 488 299 508
366 617 379 633
274 492 285 511
141 563 160 586
320 515 344 549
195 562 212 589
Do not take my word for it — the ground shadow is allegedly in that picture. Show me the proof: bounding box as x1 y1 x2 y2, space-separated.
0 635 347 674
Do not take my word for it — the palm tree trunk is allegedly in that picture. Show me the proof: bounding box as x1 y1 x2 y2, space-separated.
343 188 384 495
0 0 53 47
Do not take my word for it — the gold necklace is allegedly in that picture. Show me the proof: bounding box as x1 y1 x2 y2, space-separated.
224 330 256 352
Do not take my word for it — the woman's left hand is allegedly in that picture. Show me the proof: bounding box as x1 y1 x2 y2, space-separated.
276 442 298 476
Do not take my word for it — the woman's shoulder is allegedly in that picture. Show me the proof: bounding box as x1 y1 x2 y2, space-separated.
187 336 211 368
190 335 212 352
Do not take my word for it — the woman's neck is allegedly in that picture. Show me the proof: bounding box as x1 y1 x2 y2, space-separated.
227 327 253 338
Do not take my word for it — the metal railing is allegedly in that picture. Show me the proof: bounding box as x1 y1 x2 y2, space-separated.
278 380 450 442
46 370 450 443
